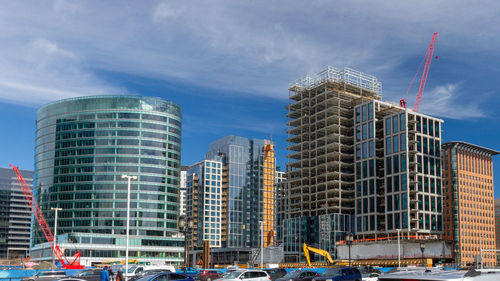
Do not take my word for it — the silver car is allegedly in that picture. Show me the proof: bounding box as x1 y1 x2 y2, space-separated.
216 270 270 281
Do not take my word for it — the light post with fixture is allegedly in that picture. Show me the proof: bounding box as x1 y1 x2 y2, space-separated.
179 216 193 269
121 174 137 281
346 233 354 267
420 242 426 267
51 207 62 269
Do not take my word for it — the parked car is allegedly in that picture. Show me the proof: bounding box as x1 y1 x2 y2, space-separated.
312 267 361 281
276 270 319 281
127 266 176 277
378 268 500 281
356 267 380 281
263 269 287 281
130 270 175 281
195 270 223 281
70 269 102 281
22 271 68 281
135 272 194 281
216 270 271 281
53 279 87 281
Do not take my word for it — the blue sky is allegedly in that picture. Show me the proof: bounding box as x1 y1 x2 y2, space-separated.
0 1 499 197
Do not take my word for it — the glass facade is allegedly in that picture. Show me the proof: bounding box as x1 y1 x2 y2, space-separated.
0 168 33 259
282 214 352 262
205 135 272 248
354 100 443 236
186 159 223 247
33 96 183 263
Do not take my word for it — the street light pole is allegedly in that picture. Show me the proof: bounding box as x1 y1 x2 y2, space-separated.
51 207 62 269
420 242 426 268
346 233 353 267
121 175 137 281
396 229 401 268
259 221 264 269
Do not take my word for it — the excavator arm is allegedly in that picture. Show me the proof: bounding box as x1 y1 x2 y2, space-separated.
303 243 334 267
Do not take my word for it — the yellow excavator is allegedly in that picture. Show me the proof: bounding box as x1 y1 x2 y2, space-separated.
303 243 335 267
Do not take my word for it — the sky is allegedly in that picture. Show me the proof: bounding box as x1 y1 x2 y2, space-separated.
0 1 499 197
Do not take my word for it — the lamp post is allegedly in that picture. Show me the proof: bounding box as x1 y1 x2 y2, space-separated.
51 207 62 270
346 233 353 267
179 216 193 269
396 229 401 268
259 221 264 269
420 242 426 267
121 174 137 281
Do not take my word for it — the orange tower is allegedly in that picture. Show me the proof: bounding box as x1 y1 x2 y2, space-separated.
262 143 276 247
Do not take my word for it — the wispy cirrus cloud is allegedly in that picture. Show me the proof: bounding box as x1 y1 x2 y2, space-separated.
0 0 499 117
418 83 486 120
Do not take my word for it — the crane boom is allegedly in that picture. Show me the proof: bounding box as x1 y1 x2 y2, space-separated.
414 32 438 112
9 164 83 269
303 243 334 267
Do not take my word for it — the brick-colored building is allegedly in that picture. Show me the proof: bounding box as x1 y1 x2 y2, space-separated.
442 141 498 267
495 199 500 251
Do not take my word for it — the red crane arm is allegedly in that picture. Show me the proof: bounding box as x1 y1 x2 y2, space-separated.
414 32 438 112
9 164 82 268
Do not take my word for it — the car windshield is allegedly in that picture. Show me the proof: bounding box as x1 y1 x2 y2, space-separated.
321 269 341 277
224 271 244 279
128 266 138 273
283 271 301 278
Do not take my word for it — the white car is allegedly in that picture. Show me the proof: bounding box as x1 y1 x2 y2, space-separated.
216 270 271 281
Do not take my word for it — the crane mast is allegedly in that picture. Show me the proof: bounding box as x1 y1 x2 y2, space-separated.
414 32 438 112
10 164 83 269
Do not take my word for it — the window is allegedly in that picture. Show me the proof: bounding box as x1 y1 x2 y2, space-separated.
400 133 406 150
386 138 392 154
393 116 399 133
368 103 373 120
400 113 406 130
395 194 400 211
387 177 392 193
355 107 361 123
393 155 399 174
362 105 367 121
362 123 367 140
402 193 407 210
386 118 391 135
368 122 374 138
356 125 361 141
394 174 400 192
369 141 374 157
401 153 407 172
401 174 407 191
362 142 367 159
386 157 392 175
393 135 399 153
387 195 393 211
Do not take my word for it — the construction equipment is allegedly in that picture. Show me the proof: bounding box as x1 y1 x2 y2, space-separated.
303 243 334 267
400 32 438 112
9 164 84 269
119 258 138 265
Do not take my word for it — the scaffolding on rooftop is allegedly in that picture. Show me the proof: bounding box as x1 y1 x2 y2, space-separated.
289 66 382 97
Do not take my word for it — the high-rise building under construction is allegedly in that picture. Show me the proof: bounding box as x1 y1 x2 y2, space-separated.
281 67 444 262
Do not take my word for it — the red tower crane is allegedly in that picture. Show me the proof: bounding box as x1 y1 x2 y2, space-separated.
10 164 84 269
400 32 438 112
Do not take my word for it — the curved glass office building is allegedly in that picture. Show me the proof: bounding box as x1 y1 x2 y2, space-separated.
31 96 184 265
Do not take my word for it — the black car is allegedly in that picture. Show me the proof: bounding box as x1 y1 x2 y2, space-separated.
263 269 287 281
130 270 174 281
276 270 319 281
312 267 361 281
70 269 102 281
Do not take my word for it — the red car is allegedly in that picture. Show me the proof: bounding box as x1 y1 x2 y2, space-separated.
195 270 222 281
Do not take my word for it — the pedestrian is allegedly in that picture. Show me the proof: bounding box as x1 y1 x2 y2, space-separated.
116 269 124 281
108 266 115 281
101 266 110 281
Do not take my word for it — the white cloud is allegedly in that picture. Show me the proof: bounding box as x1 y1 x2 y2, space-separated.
0 0 498 115
418 83 486 119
